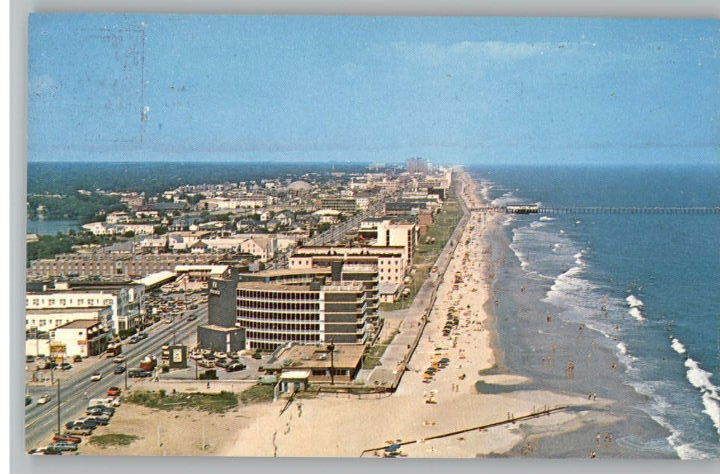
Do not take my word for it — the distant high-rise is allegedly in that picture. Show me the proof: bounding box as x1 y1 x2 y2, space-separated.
406 157 428 174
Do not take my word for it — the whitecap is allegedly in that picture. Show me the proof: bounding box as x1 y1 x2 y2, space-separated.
683 358 720 435
670 338 686 355
626 295 644 308
628 307 645 322
539 216 554 222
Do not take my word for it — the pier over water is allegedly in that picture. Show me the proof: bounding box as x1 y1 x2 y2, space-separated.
471 206 720 215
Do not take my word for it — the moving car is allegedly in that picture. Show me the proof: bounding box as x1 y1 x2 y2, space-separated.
113 365 126 374
89 372 102 381
113 355 127 363
37 395 52 405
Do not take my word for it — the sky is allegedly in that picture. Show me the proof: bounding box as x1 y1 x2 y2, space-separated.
28 14 720 165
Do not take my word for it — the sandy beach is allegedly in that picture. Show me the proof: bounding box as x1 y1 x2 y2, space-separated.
79 171 617 458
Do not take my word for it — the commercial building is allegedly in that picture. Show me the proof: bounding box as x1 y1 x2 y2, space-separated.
28 251 228 280
236 263 378 351
197 268 246 353
320 198 357 212
51 320 110 358
26 281 144 334
289 245 408 284
264 343 365 383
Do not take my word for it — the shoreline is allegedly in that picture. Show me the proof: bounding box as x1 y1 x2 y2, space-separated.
80 170 633 458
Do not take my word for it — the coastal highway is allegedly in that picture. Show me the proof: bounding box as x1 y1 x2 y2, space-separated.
24 304 208 450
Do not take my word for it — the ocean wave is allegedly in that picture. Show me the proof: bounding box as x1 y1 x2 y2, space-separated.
626 295 645 321
529 221 545 228
683 358 720 436
573 251 585 266
626 295 644 308
628 307 645 322
670 338 687 355
539 216 555 221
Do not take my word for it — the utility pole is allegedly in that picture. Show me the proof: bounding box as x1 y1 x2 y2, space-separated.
56 378 61 435
328 340 335 385
124 358 128 390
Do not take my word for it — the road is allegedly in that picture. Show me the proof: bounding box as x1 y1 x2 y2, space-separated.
307 199 386 246
24 303 208 450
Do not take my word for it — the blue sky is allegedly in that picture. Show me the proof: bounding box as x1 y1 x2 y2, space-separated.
28 14 719 165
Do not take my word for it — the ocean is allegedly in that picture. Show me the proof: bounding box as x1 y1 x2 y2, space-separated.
470 165 719 459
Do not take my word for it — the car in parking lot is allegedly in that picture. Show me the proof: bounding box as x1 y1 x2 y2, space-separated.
52 434 81 444
128 369 152 378
89 372 102 381
48 441 78 452
64 427 92 436
60 362 73 370
107 386 121 397
226 362 246 372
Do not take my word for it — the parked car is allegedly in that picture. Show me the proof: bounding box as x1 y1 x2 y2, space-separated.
40 447 63 455
128 336 139 344
60 362 72 371
64 428 92 436
37 395 52 405
25 396 32 406
137 332 148 340
226 363 246 372
214 358 230 369
73 355 83 363
85 415 109 426
89 372 102 381
26 355 35 363
49 441 78 452
128 369 152 378
107 386 121 397
52 434 81 444
252 352 263 360
113 365 126 374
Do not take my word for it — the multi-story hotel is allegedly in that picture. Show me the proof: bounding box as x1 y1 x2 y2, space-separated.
235 263 378 351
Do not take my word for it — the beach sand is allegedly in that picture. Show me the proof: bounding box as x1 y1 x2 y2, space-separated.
79 171 618 458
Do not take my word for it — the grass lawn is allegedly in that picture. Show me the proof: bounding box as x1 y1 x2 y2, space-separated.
362 329 400 369
126 390 239 413
88 433 140 448
239 384 276 404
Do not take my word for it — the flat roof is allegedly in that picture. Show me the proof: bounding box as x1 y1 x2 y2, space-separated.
55 319 100 329
26 307 108 314
280 370 311 380
133 270 177 287
268 343 366 370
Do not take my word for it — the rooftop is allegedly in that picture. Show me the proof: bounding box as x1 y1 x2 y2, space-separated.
55 319 101 330
268 343 366 370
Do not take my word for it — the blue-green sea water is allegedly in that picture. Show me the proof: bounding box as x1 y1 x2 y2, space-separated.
471 165 719 459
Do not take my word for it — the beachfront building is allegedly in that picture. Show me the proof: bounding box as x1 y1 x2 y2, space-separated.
263 343 365 383
235 263 378 351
